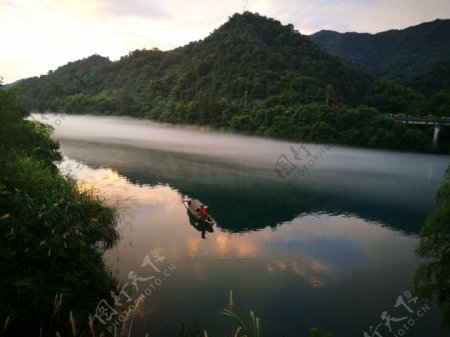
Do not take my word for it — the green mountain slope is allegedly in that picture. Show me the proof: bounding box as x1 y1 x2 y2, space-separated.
15 12 439 152
406 62 450 117
17 12 372 116
407 61 450 95
310 19 450 82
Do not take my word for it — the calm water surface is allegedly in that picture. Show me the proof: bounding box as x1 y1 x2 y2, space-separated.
37 114 449 337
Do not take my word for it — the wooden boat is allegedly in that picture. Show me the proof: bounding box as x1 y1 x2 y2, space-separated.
182 198 216 227
188 215 214 239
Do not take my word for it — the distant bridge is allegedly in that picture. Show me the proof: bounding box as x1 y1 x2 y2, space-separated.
385 115 450 148
388 115 450 126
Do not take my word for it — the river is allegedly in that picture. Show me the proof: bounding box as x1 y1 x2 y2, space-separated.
35 114 449 337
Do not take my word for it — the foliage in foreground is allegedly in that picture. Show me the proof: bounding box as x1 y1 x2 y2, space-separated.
0 84 119 336
219 309 260 337
179 310 331 337
415 165 450 328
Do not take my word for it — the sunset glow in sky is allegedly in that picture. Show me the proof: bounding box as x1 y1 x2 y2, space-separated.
1 0 449 83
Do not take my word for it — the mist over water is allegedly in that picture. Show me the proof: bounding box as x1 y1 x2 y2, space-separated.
47 114 283 164
45 114 447 180
40 114 447 232
35 114 449 336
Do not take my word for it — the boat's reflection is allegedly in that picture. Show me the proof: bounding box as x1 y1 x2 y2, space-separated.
187 212 214 239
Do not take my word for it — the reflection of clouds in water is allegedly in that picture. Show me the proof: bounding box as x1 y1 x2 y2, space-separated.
182 216 349 288
49 115 449 234
59 157 185 251
266 259 339 288
215 233 261 258
42 115 446 336
274 260 287 271
262 213 418 288
184 212 417 289
59 157 180 210
58 156 418 293
185 231 262 259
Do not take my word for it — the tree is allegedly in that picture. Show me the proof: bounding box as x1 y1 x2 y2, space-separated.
0 87 119 336
324 83 334 106
415 165 450 328
310 121 335 143
230 114 253 132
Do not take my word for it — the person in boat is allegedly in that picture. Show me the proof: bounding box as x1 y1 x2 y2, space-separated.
201 205 208 220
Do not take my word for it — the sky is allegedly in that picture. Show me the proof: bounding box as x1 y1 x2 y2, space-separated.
1 0 449 83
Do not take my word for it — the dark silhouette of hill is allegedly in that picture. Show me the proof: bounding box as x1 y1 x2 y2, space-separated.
310 19 450 82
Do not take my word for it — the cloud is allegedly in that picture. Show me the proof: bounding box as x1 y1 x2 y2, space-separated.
353 0 450 33
258 0 450 34
101 0 171 19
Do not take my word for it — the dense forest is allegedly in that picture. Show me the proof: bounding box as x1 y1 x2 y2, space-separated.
15 12 449 152
310 19 450 82
406 62 450 118
310 19 450 120
0 83 119 335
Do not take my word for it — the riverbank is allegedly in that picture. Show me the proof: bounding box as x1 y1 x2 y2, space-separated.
31 103 450 155
0 89 120 336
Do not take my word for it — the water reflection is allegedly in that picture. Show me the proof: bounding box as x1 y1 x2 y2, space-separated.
59 139 444 234
187 213 214 239
47 114 450 336
59 157 445 337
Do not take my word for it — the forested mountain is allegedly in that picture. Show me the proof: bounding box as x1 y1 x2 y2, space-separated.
407 62 450 96
405 62 450 117
17 12 372 116
310 19 450 82
15 12 443 152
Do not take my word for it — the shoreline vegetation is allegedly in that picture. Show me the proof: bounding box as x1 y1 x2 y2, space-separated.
0 82 120 336
414 164 450 328
32 106 445 155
